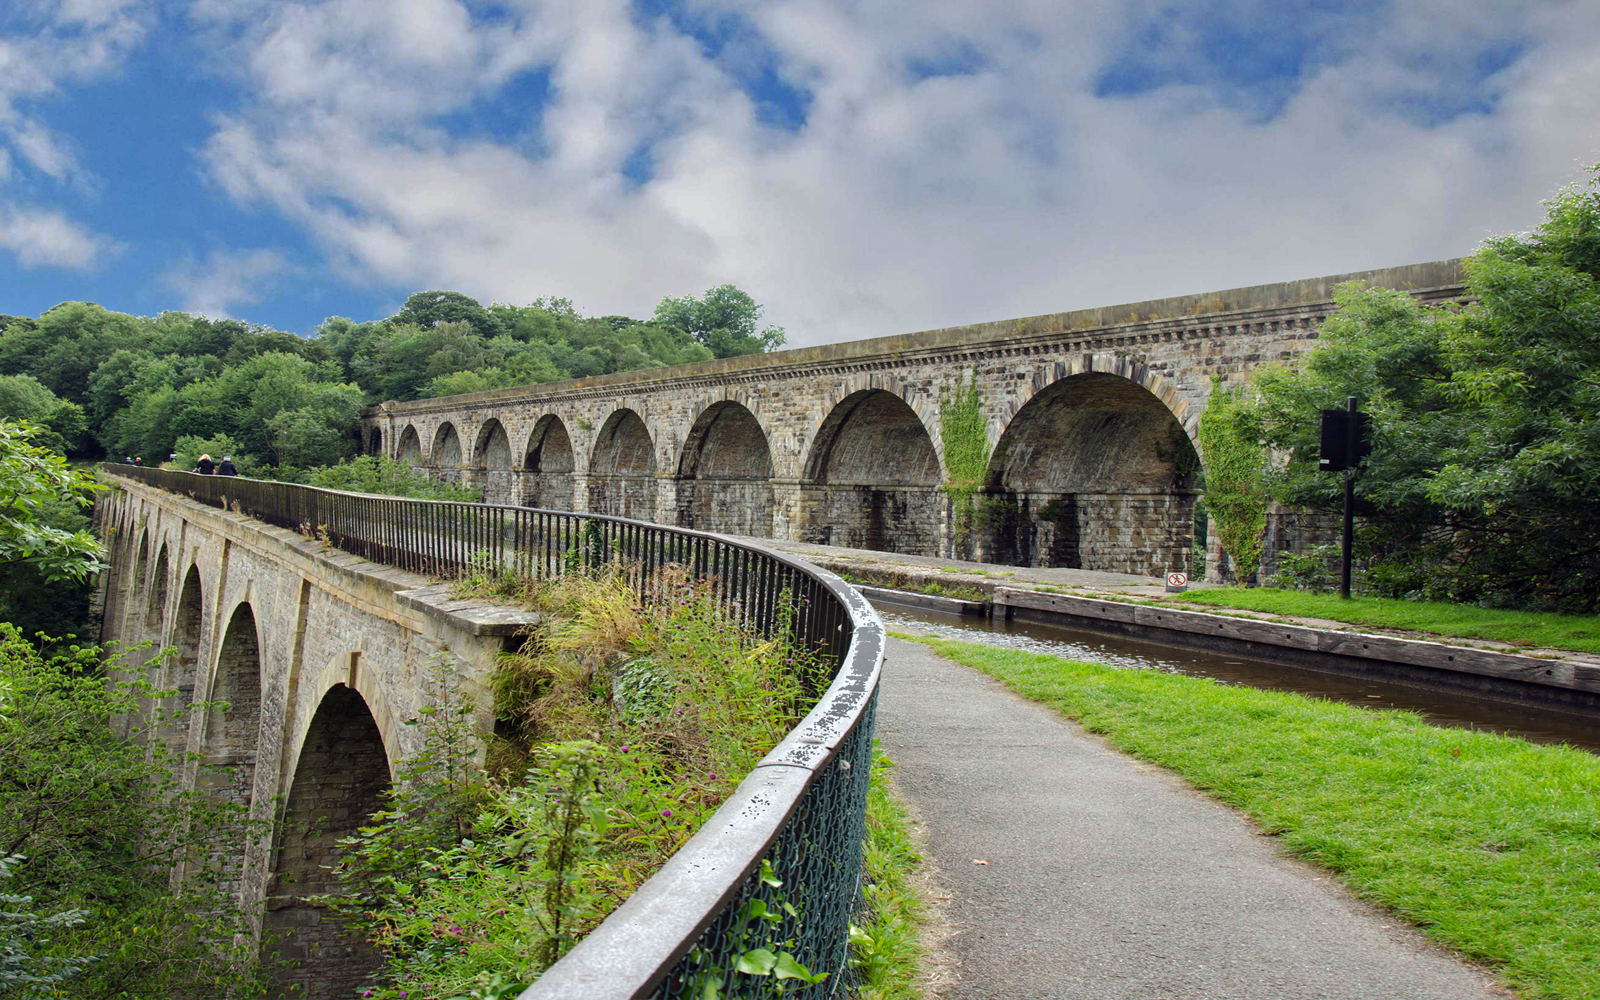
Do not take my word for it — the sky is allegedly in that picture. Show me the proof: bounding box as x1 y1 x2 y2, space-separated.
1 0 1598 347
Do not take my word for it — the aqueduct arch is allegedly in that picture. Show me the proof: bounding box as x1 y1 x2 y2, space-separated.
979 371 1200 575
799 389 942 555
265 683 392 999
675 401 774 537
470 418 515 503
432 422 463 482
396 424 422 466
522 414 575 510
589 409 656 520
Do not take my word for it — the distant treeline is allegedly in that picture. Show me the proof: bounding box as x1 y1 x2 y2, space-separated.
0 284 783 474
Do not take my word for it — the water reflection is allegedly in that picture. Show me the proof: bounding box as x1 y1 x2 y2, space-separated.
876 600 1600 753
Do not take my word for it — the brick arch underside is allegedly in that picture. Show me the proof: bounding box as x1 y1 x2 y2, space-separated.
522 415 575 511
800 389 941 556
396 425 422 466
675 401 774 537
264 684 391 1000
976 372 1199 576
158 565 206 758
470 418 516 504
589 409 656 520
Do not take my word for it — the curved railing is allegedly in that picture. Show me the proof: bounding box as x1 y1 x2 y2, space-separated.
102 464 883 999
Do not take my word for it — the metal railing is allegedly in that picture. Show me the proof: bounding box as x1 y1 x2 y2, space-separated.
102 464 884 999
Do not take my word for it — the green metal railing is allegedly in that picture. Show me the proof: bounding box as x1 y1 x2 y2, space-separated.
103 464 884 998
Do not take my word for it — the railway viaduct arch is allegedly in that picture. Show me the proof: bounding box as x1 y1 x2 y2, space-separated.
365 261 1466 580
97 479 534 1000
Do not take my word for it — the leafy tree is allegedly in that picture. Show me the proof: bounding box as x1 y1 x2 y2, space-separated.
393 290 505 341
299 455 482 501
0 376 87 456
0 421 102 585
1197 383 1268 583
652 284 786 358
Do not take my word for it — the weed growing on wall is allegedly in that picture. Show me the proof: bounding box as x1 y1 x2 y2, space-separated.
330 568 825 999
938 370 990 545
1197 380 1267 582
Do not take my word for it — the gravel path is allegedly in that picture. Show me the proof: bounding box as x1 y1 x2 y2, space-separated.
876 637 1509 1000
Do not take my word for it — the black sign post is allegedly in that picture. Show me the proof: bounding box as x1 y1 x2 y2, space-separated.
1319 396 1369 599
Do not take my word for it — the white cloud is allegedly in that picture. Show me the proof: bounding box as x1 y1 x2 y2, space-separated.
0 203 114 268
162 247 297 318
192 0 1600 344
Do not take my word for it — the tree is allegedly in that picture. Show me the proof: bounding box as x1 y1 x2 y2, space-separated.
0 375 87 456
0 421 102 585
392 290 504 340
1197 384 1267 584
652 284 786 359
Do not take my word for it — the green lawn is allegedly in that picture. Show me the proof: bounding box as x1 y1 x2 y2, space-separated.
907 635 1600 1000
1173 588 1600 654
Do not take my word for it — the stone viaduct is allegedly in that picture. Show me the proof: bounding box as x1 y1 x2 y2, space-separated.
96 477 537 999
362 260 1466 581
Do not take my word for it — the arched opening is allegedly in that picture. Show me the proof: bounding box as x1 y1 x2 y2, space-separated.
129 531 150 637
366 426 383 456
144 543 169 631
162 566 205 757
675 402 774 536
264 684 391 999
799 390 941 555
396 425 423 466
194 603 263 899
432 423 463 483
588 409 656 520
522 415 575 511
980 372 1199 575
471 419 515 504
201 603 263 810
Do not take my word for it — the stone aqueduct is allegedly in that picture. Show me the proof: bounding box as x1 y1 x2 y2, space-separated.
96 478 532 999
363 260 1467 580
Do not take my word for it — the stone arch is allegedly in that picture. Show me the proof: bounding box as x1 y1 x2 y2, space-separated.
521 414 575 511
265 684 391 998
129 530 150 637
470 418 516 504
396 424 423 466
161 565 205 757
588 408 657 520
366 425 383 456
978 370 1200 575
674 400 775 536
200 602 264 811
797 389 942 555
432 422 464 482
144 542 170 631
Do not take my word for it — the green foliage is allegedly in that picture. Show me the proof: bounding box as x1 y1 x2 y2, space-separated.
331 569 817 999
0 421 103 584
1 854 93 993
850 746 929 1000
653 284 786 359
1196 383 1266 582
1171 587 1600 654
298 454 484 501
917 635 1600 1000
0 626 269 997
0 376 87 456
1268 543 1339 593
938 371 990 544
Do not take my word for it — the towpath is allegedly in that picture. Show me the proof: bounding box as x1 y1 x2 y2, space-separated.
876 636 1507 1000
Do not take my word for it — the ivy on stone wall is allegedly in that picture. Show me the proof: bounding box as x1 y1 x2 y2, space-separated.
1197 380 1267 582
938 370 991 542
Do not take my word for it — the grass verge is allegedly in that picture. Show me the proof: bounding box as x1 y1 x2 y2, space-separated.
910 635 1600 1000
1173 587 1600 654
851 744 930 1000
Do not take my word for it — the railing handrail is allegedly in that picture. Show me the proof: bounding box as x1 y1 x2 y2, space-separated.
102 464 885 999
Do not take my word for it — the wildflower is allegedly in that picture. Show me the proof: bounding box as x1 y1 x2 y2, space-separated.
662 809 673 818
708 772 718 781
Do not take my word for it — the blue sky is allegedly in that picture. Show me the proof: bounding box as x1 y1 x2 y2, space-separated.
1 0 1597 345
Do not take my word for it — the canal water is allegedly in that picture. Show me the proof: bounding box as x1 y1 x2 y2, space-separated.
872 597 1600 752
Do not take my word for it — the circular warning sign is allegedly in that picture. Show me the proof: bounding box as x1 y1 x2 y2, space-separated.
1166 572 1188 590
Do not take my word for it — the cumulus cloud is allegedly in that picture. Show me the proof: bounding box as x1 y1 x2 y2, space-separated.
162 247 298 318
192 0 1600 344
0 203 115 268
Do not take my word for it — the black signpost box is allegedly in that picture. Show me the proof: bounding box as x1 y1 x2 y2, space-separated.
1319 397 1370 599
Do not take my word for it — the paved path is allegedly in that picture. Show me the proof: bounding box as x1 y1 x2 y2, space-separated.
876 637 1507 1000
